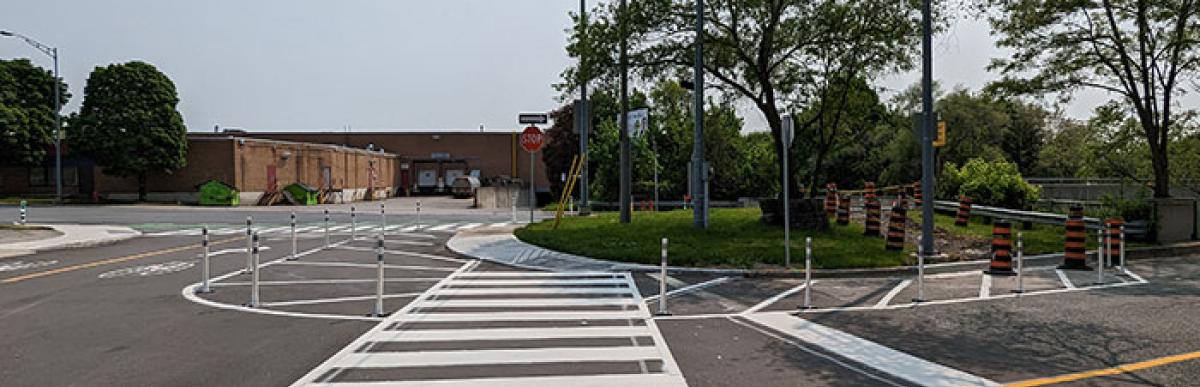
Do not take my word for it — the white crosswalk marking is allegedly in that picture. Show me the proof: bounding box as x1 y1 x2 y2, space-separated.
455 222 484 230
291 270 687 387
143 221 504 237
425 223 459 232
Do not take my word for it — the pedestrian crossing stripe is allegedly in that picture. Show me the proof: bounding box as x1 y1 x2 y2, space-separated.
291 269 686 387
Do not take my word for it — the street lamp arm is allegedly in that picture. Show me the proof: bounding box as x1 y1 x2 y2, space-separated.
0 30 56 58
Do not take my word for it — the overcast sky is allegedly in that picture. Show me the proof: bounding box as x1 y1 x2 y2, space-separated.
0 1 1134 133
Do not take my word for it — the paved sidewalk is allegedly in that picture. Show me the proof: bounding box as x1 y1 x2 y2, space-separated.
446 227 744 274
0 224 141 258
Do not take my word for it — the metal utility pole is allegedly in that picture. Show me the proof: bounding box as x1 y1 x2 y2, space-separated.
691 0 708 229
578 0 591 216
1 31 62 204
618 0 632 224
919 0 936 254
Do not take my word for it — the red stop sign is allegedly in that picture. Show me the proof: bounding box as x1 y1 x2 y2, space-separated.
520 126 545 153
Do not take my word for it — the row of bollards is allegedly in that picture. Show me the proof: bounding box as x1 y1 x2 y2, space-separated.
195 203 426 317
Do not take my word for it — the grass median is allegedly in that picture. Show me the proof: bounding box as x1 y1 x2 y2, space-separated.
516 208 1100 270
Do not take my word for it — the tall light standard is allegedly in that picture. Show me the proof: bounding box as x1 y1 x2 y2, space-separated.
577 0 591 216
618 0 632 224
691 0 708 229
1 30 62 204
919 0 936 255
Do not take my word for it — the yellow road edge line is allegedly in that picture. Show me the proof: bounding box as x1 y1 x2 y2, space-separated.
1 238 240 284
1002 351 1200 387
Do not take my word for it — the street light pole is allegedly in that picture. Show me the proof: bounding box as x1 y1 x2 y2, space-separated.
1 30 62 204
919 0 936 255
618 0 632 224
692 0 708 229
578 0 591 216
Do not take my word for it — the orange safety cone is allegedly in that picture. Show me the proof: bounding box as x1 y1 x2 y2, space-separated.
864 182 882 237
914 182 923 208
824 183 838 217
836 194 851 225
1059 206 1091 270
885 201 906 251
1104 217 1124 267
985 220 1017 276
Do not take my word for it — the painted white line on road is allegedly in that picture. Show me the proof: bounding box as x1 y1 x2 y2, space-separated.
373 326 651 342
644 276 731 302
335 245 460 263
446 278 629 286
456 222 484 231
801 278 1149 314
980 275 992 299
334 346 661 368
876 279 912 308
212 278 443 287
417 297 637 308
288 260 480 387
454 271 621 278
1055 269 1076 289
426 223 459 232
743 282 810 314
432 287 633 296
307 373 686 387
392 310 645 322
263 293 423 307
1126 269 1148 283
728 316 906 387
274 260 459 272
745 312 998 387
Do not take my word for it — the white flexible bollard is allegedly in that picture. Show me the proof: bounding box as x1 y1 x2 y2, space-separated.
198 226 212 294
656 238 670 316
323 209 330 248
417 200 423 226
289 212 298 261
915 234 926 303
350 206 357 240
1015 233 1025 294
374 236 385 317
1095 231 1105 285
1119 225 1127 274
802 237 813 309
245 216 254 273
380 202 387 239
18 200 27 225
249 232 261 307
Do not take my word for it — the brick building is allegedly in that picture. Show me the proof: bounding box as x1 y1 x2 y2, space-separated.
1 131 550 205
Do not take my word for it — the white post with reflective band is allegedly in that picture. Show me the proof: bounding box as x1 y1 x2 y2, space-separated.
323 209 330 248
350 206 357 240
245 216 254 273
289 212 298 261
249 232 261 307
801 237 813 309
1015 233 1025 294
915 234 926 303
18 200 27 225
1095 231 1105 285
1119 225 1127 274
380 202 386 240
417 200 422 226
374 236 385 317
656 238 670 316
199 226 212 293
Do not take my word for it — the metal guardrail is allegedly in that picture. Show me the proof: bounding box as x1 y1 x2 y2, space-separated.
932 200 1148 237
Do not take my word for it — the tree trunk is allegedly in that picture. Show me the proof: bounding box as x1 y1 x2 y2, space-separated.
1151 138 1171 198
138 173 148 202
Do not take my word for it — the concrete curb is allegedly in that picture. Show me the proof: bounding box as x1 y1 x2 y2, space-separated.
0 224 142 258
447 228 1200 278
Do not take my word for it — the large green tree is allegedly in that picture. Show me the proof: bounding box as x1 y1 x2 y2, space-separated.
984 0 1200 197
71 61 187 201
0 59 69 165
561 0 923 197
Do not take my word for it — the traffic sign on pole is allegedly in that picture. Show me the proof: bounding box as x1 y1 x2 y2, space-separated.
520 126 545 153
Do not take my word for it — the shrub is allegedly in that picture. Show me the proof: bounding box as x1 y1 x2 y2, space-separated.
938 158 1041 209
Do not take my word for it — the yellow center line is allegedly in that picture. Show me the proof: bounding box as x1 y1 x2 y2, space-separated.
1002 351 1200 387
1 238 240 284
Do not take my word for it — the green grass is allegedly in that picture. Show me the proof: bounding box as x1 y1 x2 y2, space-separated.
516 208 911 270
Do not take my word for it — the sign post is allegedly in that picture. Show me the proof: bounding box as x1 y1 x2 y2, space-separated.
520 125 546 223
782 115 794 268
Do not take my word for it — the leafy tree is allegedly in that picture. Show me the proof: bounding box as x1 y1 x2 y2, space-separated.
71 61 187 201
939 158 1042 209
983 0 1200 197
0 59 69 165
560 0 924 197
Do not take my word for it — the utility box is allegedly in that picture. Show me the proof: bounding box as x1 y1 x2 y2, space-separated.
197 180 239 206
284 182 319 206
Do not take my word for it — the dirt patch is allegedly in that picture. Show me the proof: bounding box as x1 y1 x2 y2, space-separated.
0 228 62 244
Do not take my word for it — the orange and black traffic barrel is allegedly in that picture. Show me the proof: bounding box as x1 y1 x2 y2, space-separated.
864 182 882 236
985 219 1016 275
1104 217 1124 267
954 195 972 227
885 201 906 251
836 194 851 225
824 183 838 217
1059 206 1091 270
